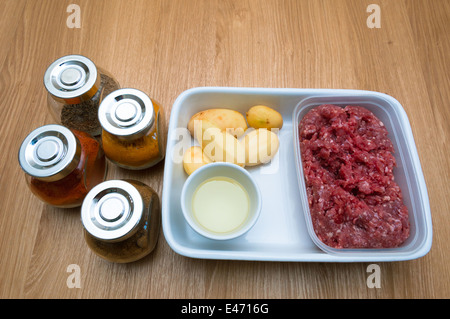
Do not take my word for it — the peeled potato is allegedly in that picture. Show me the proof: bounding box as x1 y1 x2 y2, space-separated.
243 128 280 166
183 146 212 175
188 108 248 138
193 119 245 167
246 105 283 130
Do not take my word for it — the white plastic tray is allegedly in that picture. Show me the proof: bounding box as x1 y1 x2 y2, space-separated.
161 87 432 262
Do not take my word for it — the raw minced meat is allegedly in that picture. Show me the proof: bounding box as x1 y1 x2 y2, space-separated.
299 104 410 249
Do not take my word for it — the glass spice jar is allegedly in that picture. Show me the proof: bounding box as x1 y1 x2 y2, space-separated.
81 179 161 263
98 88 166 170
44 54 120 136
18 124 107 208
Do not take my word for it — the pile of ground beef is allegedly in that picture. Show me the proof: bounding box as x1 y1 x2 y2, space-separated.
299 104 410 249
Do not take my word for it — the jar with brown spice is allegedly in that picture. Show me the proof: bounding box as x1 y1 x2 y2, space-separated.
44 54 120 136
18 124 107 208
81 179 160 263
98 88 165 170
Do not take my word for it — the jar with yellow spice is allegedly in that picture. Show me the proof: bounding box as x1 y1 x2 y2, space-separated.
98 88 165 169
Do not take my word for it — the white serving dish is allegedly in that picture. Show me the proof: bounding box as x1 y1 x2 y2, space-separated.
161 87 432 262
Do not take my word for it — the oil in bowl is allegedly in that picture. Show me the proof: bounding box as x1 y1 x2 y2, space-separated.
181 162 262 241
192 176 250 234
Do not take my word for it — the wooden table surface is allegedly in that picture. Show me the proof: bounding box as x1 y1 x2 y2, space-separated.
0 0 448 299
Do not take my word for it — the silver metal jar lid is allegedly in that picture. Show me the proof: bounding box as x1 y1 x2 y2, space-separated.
44 55 100 103
81 180 144 241
18 124 81 182
98 88 155 139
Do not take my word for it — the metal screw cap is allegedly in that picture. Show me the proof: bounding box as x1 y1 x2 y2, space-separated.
44 55 101 104
18 124 81 182
98 88 155 139
81 180 144 241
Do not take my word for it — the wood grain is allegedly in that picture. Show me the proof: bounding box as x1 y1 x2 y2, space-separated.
0 0 448 299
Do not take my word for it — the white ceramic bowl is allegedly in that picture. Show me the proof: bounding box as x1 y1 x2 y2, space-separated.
181 162 262 240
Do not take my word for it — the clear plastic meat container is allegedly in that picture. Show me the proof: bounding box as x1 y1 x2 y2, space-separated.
293 93 432 259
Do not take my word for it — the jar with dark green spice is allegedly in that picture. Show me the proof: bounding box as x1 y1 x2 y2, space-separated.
44 55 119 136
81 179 160 263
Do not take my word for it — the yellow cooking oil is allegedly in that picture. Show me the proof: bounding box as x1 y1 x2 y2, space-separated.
192 176 250 234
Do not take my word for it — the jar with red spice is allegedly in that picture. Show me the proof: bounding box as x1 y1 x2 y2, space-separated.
18 124 107 208
44 55 120 136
